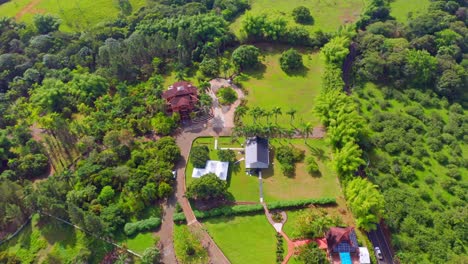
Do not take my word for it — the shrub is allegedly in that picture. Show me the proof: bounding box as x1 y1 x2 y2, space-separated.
217 87 238 105
232 45 260 70
124 217 162 236
191 145 210 168
199 58 219 77
292 6 313 24
279 49 303 72
305 156 319 175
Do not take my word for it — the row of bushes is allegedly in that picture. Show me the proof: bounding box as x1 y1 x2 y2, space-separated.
124 217 161 236
173 198 336 223
267 198 336 210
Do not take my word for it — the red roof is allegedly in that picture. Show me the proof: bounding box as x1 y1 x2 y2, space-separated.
170 96 191 108
326 227 359 252
162 81 198 99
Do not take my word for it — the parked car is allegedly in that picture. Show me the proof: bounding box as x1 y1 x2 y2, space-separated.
374 247 383 260
172 170 177 179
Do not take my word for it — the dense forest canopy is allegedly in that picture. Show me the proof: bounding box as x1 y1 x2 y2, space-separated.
0 0 466 263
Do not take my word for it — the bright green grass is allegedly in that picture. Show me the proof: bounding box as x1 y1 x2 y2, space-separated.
390 0 430 24
263 138 340 202
186 137 260 202
230 0 367 38
0 0 146 32
118 232 158 255
355 83 468 202
240 48 324 127
204 214 277 264
173 224 208 264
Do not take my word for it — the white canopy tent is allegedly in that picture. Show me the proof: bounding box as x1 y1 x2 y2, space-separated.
359 247 371 264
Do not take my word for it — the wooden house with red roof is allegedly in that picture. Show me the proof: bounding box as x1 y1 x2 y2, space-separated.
162 81 199 118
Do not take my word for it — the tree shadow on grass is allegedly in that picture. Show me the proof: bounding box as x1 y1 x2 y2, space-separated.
283 65 309 77
38 216 77 247
308 146 329 162
244 63 266 80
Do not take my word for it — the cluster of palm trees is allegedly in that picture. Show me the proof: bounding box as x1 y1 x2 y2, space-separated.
233 105 313 142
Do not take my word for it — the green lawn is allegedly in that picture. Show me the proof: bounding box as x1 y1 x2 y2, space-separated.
118 232 158 255
0 0 146 32
230 0 367 38
240 48 324 128
390 0 430 23
186 137 260 202
263 138 340 202
204 214 277 264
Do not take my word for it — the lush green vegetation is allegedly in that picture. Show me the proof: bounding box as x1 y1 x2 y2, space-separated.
204 214 277 264
173 224 208 264
231 0 367 37
0 0 146 31
390 0 431 23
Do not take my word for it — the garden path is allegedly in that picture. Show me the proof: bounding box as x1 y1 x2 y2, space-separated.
16 0 42 20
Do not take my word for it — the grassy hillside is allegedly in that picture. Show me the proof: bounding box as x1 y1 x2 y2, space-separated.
0 0 146 31
230 0 367 37
390 0 430 23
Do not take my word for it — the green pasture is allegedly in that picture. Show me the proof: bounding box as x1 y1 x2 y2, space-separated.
204 214 277 264
240 47 324 128
230 0 367 37
0 0 146 32
390 0 430 23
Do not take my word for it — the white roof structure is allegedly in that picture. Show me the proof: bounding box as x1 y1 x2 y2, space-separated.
359 247 371 264
192 160 229 181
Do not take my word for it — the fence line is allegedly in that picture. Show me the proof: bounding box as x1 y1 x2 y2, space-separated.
0 215 33 246
39 211 142 258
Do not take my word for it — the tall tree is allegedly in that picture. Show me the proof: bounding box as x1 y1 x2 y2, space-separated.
272 107 282 124
344 177 385 231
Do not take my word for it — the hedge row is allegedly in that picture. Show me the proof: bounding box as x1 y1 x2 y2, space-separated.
124 217 161 236
267 198 336 210
173 198 336 223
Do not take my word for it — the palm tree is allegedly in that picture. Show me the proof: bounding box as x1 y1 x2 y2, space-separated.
272 107 282 124
301 122 313 144
286 108 297 125
249 106 264 123
264 110 273 124
175 68 187 81
235 105 248 123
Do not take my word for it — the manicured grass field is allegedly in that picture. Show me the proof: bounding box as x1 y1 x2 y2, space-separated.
240 47 324 127
117 232 158 255
204 214 277 264
263 138 340 202
390 0 430 23
230 0 367 37
186 137 260 202
0 0 146 31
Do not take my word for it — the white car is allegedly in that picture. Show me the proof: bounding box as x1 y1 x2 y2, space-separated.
172 170 177 179
374 247 383 260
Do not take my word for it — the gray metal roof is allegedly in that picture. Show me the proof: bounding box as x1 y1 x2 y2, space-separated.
245 136 269 169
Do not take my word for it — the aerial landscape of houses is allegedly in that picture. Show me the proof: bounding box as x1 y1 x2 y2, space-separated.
0 0 466 263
